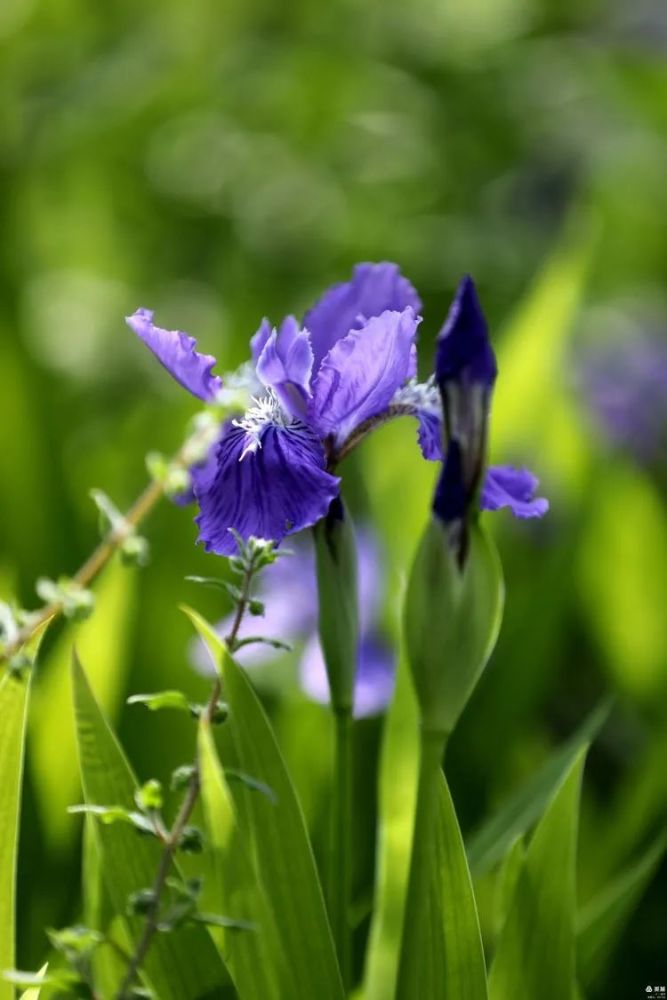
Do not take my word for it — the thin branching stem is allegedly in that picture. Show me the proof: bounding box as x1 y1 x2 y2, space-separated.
0 423 214 668
116 559 257 1000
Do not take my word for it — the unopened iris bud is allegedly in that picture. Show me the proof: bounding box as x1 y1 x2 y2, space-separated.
313 496 358 714
404 517 503 737
435 275 497 562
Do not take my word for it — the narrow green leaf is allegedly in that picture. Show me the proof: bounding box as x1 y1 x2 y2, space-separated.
493 837 525 938
467 701 608 875
0 618 49 1000
30 561 137 848
434 776 488 999
488 750 585 1000
577 834 666 989
83 818 129 998
126 690 191 713
363 651 419 1000
71 653 229 1000
0 671 30 1000
199 721 289 998
19 964 48 1000
185 608 344 1000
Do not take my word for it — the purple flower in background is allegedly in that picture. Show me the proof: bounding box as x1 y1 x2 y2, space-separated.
191 531 395 718
580 330 667 462
127 264 421 555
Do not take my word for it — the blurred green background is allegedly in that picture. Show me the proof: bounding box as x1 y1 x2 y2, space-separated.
1 0 666 994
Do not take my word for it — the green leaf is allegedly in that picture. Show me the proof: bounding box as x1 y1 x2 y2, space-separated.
83 818 130 997
488 749 586 1000
30 561 137 848
363 651 419 1000
127 690 191 713
198 719 290 999
467 701 609 875
0 618 48 1000
71 652 229 1000
577 834 666 989
493 836 525 938
68 804 158 835
0 671 30 1000
185 608 344 999
434 775 488 999
18 963 48 1000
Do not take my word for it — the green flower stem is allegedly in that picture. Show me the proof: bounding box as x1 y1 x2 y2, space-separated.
329 706 353 991
395 728 448 1000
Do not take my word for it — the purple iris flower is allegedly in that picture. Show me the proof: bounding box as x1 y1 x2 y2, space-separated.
191 531 395 718
395 276 548 543
580 330 667 462
127 264 422 555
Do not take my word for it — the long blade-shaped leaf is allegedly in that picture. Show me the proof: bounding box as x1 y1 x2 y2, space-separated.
0 620 50 1000
435 775 488 999
30 562 136 848
577 834 666 989
489 750 585 1000
363 652 419 1000
0 671 30 1000
467 701 608 875
199 719 296 999
185 609 344 1000
72 653 228 1000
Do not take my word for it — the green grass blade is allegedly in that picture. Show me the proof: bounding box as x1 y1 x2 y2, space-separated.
488 749 586 1000
0 670 31 1000
363 651 419 1000
467 701 608 875
71 653 229 1000
199 719 293 999
30 561 137 848
0 620 50 1000
184 608 344 1000
577 834 666 990
435 775 488 999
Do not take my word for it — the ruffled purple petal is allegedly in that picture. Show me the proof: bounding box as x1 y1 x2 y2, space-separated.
256 316 314 419
194 423 340 555
172 445 220 507
308 308 420 445
481 465 549 519
126 308 222 402
303 262 422 371
250 318 273 364
435 276 497 389
299 632 396 718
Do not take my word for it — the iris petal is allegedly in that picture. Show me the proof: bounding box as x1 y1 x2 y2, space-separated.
308 308 420 446
256 315 314 418
481 465 549 519
126 308 222 401
303 262 422 371
299 632 395 718
194 423 340 555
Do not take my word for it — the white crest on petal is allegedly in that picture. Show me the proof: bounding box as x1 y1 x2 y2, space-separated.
233 388 299 460
391 375 441 415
